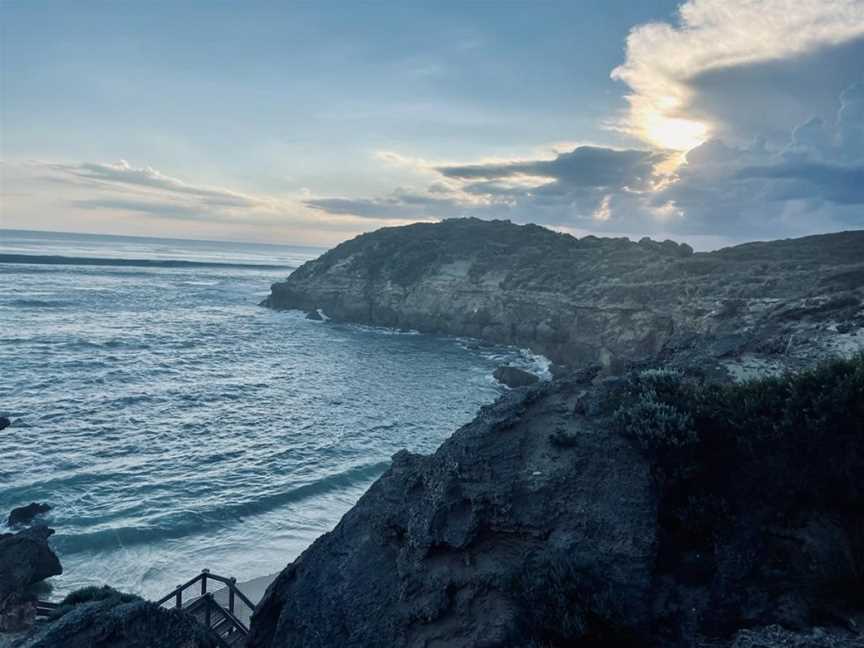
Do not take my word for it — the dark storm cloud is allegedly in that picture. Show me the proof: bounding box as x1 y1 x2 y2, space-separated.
685 37 864 146
305 193 467 221
437 146 668 191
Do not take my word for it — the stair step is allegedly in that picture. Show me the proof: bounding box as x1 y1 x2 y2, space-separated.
157 571 252 645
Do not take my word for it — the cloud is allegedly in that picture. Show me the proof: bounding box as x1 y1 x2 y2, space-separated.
437 146 670 191
306 80 864 246
2 159 423 245
611 0 864 149
305 190 470 221
69 198 209 220
44 160 264 209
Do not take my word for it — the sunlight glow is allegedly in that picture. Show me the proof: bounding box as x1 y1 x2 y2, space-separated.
642 112 708 152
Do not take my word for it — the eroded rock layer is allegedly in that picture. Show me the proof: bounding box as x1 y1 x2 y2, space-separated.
264 219 864 375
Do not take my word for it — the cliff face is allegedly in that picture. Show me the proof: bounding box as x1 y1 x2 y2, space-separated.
264 219 864 374
248 357 864 648
253 220 864 647
249 373 658 648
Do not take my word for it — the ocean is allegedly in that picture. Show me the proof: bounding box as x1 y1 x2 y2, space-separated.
0 229 545 600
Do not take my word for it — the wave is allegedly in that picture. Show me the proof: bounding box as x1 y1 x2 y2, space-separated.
0 253 294 271
51 461 391 554
6 298 72 308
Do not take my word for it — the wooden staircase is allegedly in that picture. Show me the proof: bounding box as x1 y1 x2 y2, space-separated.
155 569 256 648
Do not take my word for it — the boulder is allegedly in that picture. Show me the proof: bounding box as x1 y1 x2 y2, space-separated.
0 417 10 431
492 365 540 388
0 525 62 599
10 596 219 648
8 504 51 529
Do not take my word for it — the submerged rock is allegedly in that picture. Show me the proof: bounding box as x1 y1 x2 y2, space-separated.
11 596 220 648
492 365 540 388
249 356 864 647
7 504 51 529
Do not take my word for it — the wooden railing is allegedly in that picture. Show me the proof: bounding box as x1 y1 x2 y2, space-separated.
155 568 256 633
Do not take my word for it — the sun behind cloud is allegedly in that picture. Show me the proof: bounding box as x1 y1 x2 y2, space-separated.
642 112 708 152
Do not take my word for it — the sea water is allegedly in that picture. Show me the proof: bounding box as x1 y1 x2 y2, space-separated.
0 230 541 600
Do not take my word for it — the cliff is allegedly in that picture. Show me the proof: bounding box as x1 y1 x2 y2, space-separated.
254 220 864 646
264 219 864 376
248 356 864 648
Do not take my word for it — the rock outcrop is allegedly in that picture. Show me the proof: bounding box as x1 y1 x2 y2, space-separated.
249 374 657 648
264 219 864 376
492 365 539 388
7 504 51 529
248 356 864 648
0 526 62 634
11 596 219 648
0 526 62 600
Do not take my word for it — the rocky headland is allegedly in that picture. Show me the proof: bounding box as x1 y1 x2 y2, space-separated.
6 220 863 647
251 219 864 647
264 218 864 379
247 356 864 647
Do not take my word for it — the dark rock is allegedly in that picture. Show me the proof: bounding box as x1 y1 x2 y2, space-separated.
11 596 220 648
0 592 36 633
264 219 864 372
725 625 864 648
492 365 540 388
0 525 62 599
8 504 51 528
305 309 324 321
0 416 10 431
248 357 864 648
248 384 658 648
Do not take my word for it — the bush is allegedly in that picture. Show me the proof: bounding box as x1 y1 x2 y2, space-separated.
50 585 140 619
611 369 696 455
611 353 864 561
514 552 640 647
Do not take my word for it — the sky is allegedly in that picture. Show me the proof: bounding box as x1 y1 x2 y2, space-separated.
1 0 863 249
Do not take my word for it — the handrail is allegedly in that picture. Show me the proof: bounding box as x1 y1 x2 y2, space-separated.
155 569 256 618
192 593 249 647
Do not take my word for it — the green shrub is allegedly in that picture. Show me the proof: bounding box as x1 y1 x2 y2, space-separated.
50 585 140 619
611 353 864 550
611 369 696 454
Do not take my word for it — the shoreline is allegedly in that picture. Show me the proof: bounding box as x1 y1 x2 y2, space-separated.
0 252 293 271
212 571 279 625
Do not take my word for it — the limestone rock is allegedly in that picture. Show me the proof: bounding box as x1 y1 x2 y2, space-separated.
264 219 864 377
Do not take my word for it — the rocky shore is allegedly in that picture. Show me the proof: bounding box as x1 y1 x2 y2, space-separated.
252 220 864 647
264 219 864 378
249 356 864 647
5 219 863 647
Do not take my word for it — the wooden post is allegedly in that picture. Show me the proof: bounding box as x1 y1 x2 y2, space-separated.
201 568 209 596
229 577 236 614
175 586 182 609
204 594 212 628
